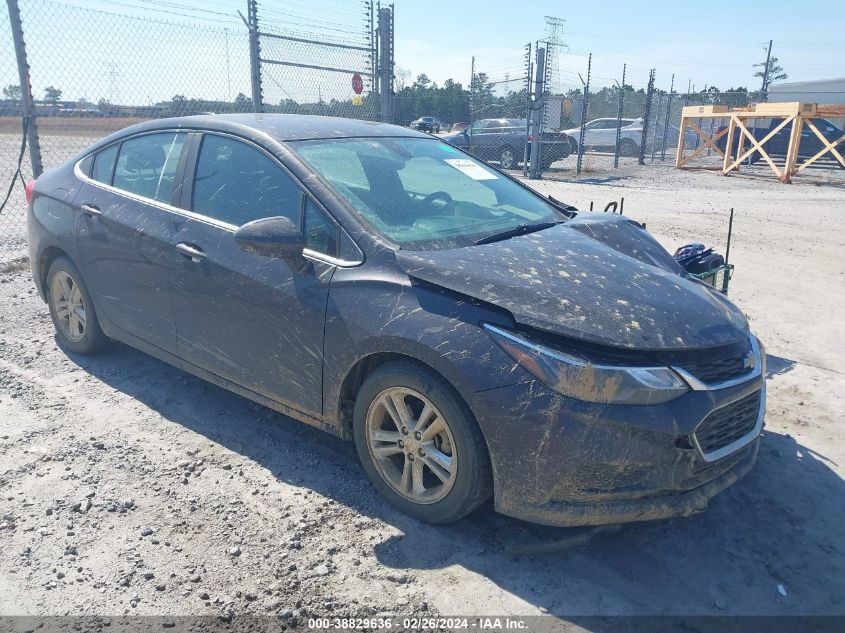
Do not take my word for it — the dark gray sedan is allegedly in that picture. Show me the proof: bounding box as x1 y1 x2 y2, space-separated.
27 114 765 526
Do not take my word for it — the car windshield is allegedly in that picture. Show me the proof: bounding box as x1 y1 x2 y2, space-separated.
289 137 561 250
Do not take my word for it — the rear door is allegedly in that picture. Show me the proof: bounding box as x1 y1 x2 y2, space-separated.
74 131 187 351
170 132 335 416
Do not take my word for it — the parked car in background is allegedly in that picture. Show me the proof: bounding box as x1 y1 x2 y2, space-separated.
563 117 698 156
451 121 469 133
563 118 642 156
28 114 765 528
410 116 443 133
444 118 574 169
715 117 845 166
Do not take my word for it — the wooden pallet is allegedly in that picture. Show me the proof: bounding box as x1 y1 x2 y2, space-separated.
676 102 845 182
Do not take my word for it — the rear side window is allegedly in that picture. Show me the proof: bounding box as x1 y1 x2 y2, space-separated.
191 134 302 227
112 132 186 203
91 144 118 184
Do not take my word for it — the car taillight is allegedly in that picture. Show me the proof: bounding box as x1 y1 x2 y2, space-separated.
24 179 36 205
528 134 533 142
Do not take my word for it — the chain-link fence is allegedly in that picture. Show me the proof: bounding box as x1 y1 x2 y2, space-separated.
2 2 844 262
0 0 256 261
0 0 385 263
256 0 380 121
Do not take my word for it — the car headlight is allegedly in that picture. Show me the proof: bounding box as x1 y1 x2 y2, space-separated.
483 323 689 405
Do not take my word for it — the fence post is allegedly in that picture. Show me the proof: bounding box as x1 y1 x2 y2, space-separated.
575 53 591 176
246 0 263 113
639 69 655 166
528 46 546 179
522 43 532 178
613 63 626 168
660 73 674 161
7 0 42 177
469 55 475 156
377 7 393 123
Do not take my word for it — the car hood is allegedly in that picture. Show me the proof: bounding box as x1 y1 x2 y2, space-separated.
394 214 748 351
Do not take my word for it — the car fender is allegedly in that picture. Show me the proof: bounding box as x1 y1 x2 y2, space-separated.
321 264 526 431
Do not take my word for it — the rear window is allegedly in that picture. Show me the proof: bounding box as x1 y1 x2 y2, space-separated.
91 144 118 184
112 132 186 203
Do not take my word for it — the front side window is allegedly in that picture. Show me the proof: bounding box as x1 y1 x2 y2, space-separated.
304 198 339 257
192 134 302 227
112 132 185 203
91 144 119 184
290 137 561 250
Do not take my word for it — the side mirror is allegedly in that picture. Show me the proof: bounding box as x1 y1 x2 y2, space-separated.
234 216 304 262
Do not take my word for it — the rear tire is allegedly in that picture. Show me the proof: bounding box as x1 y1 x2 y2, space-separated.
619 138 638 157
46 257 109 355
352 360 492 524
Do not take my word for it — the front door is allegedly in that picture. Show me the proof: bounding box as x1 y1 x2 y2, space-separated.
170 133 331 416
74 131 187 351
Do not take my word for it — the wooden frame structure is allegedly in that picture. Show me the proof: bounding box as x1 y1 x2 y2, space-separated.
676 102 845 183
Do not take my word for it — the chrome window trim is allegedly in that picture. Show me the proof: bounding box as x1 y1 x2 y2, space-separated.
692 383 766 463
672 336 762 392
75 158 239 232
74 132 366 266
302 248 363 268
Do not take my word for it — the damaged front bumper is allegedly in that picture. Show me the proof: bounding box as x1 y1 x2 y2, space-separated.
469 370 765 527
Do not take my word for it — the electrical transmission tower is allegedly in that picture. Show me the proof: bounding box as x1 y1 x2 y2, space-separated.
543 16 566 94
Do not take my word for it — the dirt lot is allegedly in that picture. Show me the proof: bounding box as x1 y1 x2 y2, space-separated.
0 132 844 629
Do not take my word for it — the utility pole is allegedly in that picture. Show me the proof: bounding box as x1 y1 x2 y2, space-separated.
759 39 773 102
7 0 42 177
528 46 546 179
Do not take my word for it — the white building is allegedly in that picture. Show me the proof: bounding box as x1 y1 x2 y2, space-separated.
768 78 845 126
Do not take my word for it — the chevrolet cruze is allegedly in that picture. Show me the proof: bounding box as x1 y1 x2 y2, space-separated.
27 114 765 526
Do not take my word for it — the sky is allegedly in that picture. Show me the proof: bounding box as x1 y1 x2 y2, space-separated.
392 0 845 93
2 0 843 105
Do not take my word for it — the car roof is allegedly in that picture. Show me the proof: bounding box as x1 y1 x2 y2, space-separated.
95 113 431 146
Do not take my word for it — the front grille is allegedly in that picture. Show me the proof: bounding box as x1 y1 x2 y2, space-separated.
678 343 753 384
695 391 762 455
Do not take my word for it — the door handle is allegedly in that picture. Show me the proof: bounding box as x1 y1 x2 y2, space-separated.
175 242 207 262
81 204 102 217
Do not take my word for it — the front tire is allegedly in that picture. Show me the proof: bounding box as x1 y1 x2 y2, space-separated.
353 361 492 524
499 147 517 170
46 256 109 355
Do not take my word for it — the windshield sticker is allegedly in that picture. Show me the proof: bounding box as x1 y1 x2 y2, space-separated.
444 158 498 180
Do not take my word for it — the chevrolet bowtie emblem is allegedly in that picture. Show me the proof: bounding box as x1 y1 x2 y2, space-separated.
743 352 756 370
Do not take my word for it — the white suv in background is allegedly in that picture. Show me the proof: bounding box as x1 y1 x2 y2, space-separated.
563 118 643 156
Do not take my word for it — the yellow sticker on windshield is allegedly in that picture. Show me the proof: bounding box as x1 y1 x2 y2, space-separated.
444 158 498 180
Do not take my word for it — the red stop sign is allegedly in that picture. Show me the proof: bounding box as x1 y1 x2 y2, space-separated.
352 73 364 95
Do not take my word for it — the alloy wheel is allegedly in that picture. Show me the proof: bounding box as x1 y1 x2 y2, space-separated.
366 387 457 504
500 148 515 170
51 271 86 342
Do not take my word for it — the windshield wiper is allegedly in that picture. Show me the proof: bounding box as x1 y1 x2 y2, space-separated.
474 221 559 246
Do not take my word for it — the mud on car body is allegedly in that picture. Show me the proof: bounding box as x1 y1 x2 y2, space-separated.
27 114 765 526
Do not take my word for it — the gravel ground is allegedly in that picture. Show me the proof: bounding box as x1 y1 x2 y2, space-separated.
1 133 844 628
